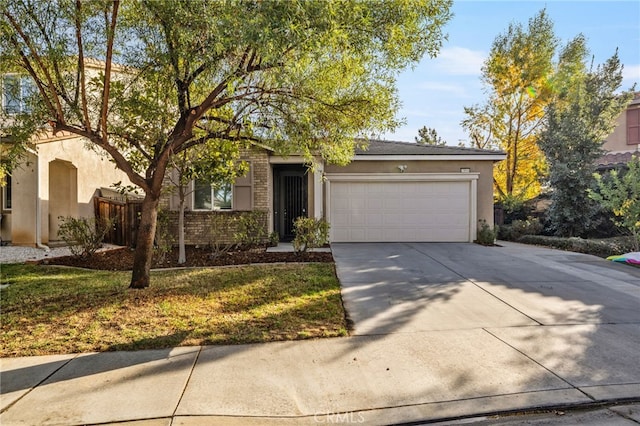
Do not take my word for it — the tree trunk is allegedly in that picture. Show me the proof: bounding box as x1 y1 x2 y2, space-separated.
178 189 186 264
130 194 160 289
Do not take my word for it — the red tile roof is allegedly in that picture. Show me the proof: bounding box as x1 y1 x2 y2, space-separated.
596 151 637 168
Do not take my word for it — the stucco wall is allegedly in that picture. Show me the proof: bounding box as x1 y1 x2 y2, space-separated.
605 109 630 152
324 159 497 226
6 135 135 246
6 151 38 246
604 102 640 153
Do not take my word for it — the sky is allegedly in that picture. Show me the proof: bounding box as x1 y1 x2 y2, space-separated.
382 0 640 146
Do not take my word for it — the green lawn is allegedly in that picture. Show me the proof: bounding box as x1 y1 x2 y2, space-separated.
0 263 348 357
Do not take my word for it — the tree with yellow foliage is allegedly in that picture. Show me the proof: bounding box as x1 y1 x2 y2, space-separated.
462 10 562 202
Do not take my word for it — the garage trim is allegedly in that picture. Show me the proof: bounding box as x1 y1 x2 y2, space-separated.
325 173 479 243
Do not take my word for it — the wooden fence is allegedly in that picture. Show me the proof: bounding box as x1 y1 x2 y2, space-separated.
94 197 143 247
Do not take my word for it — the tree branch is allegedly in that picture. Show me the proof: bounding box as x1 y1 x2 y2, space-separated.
6 34 56 115
176 131 261 154
74 0 92 132
53 122 149 192
23 3 74 110
98 0 119 139
4 10 65 123
108 132 154 163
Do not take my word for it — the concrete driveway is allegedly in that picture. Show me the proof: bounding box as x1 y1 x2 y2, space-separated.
333 241 640 335
333 241 640 407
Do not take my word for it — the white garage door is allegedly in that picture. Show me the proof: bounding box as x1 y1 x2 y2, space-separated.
329 180 472 242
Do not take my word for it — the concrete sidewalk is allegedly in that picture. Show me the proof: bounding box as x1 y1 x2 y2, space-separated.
2 242 640 425
2 337 639 425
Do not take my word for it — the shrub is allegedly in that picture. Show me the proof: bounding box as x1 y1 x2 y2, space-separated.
268 231 280 247
516 235 637 258
57 216 114 258
499 217 543 241
233 210 269 248
292 217 330 253
210 214 237 258
475 219 498 246
590 157 640 251
497 195 529 224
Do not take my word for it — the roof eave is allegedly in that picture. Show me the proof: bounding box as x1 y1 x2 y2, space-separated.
352 154 507 161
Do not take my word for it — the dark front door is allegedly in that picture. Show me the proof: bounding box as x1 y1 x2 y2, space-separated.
274 165 308 241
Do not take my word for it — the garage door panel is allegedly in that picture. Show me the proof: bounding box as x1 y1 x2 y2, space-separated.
367 199 384 209
367 214 383 226
330 180 472 243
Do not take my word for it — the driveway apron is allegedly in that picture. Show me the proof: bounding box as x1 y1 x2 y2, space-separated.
332 241 640 404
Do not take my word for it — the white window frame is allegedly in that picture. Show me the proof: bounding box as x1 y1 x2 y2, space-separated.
2 75 34 115
192 179 233 211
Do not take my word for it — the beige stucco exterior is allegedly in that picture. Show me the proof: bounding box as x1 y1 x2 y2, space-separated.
155 150 498 245
1 133 134 246
603 94 640 154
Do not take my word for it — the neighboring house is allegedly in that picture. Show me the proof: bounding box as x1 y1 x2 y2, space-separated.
597 91 640 171
1 72 135 247
162 139 505 245
0 129 136 247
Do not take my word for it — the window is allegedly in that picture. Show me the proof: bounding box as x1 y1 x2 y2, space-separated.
214 182 233 210
193 179 232 210
2 75 35 114
628 108 640 145
2 175 11 210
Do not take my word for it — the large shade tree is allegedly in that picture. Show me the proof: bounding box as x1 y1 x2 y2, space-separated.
1 0 452 288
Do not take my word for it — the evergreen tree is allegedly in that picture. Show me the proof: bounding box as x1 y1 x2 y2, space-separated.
539 41 633 237
415 126 446 146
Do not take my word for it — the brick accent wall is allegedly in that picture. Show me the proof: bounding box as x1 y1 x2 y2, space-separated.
244 147 270 211
163 210 268 245
158 146 271 246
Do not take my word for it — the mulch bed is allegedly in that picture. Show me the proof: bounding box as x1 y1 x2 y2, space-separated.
34 246 333 271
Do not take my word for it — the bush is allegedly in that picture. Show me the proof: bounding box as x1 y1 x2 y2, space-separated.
268 231 279 247
591 157 640 251
475 219 498 246
57 216 114 258
499 217 543 241
210 214 237 258
233 210 268 247
516 235 637 258
497 195 529 224
292 217 330 253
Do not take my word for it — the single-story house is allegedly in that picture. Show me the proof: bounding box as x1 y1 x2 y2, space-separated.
163 139 505 245
2 64 505 248
2 135 504 247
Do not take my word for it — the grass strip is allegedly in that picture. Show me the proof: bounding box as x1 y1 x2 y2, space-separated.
0 263 348 356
